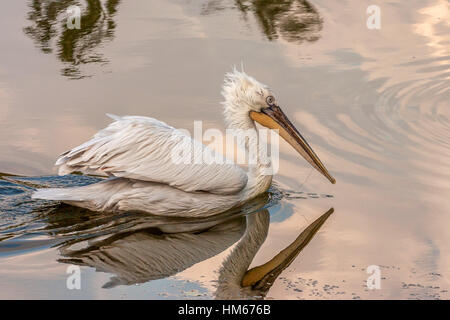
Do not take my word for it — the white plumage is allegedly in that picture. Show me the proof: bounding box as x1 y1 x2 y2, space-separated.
33 69 334 217
56 114 247 195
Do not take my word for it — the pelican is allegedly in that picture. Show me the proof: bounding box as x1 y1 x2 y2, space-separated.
32 70 335 217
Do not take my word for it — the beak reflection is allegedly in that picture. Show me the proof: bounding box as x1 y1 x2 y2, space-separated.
241 207 334 290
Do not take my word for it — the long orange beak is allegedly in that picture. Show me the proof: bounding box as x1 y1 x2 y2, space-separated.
250 105 335 184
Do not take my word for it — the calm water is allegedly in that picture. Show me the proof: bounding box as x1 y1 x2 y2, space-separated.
0 0 449 299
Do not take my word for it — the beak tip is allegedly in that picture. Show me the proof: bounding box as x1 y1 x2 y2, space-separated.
329 176 336 184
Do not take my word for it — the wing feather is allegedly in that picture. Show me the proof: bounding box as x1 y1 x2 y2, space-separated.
56 115 248 195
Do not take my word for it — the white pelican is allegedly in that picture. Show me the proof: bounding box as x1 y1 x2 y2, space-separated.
33 70 335 216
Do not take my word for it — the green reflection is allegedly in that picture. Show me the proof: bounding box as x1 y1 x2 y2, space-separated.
24 0 120 79
203 0 323 43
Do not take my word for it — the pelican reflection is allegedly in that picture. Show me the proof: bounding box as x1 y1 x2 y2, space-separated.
56 203 333 298
216 207 333 299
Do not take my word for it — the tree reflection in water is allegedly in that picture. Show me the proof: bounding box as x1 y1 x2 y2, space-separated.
23 0 322 79
24 0 120 79
202 0 323 44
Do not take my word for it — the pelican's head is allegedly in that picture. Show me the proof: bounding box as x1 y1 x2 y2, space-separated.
221 69 335 184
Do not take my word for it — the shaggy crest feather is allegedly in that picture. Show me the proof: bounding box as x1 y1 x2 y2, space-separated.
221 68 272 130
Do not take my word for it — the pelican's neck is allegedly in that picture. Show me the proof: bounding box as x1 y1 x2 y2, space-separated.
244 127 273 199
224 109 273 200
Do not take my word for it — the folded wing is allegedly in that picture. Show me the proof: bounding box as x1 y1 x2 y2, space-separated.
56 114 248 195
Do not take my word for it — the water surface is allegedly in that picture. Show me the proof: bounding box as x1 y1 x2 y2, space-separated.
0 0 449 299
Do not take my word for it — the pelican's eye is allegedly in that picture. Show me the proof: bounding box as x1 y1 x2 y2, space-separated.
266 95 276 106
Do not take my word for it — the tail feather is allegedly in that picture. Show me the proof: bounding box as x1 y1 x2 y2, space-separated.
31 178 129 212
32 187 93 202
